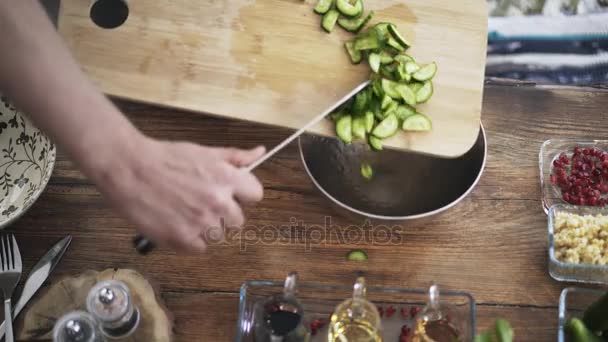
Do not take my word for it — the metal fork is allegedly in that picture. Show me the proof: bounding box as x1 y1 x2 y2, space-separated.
0 235 22 342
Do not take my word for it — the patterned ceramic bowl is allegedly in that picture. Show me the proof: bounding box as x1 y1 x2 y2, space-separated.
0 95 56 227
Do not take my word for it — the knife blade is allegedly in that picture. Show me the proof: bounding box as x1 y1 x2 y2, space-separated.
244 80 371 171
0 235 72 338
132 81 371 254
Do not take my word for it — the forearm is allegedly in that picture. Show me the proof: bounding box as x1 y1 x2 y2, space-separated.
0 1 140 178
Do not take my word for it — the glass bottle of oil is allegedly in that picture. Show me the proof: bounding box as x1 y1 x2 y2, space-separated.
411 283 461 342
328 276 383 342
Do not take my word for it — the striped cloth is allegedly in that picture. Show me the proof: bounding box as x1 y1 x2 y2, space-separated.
486 3 608 85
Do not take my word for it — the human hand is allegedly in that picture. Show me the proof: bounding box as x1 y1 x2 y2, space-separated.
89 135 265 253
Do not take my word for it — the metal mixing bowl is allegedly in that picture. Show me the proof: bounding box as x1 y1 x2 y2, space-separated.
298 125 487 220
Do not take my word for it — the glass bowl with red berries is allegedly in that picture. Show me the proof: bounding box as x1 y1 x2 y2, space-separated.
236 280 476 341
540 139 608 213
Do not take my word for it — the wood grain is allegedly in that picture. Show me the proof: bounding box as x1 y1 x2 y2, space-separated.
6 85 608 341
57 0 487 157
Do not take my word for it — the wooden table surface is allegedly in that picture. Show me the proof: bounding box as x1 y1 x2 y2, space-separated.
7 84 608 341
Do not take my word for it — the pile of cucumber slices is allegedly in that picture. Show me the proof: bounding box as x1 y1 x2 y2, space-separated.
314 0 373 33
314 0 437 150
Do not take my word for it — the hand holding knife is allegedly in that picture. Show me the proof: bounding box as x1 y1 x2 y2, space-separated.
133 81 371 254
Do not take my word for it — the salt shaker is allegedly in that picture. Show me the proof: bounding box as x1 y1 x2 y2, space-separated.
53 311 105 342
86 280 140 340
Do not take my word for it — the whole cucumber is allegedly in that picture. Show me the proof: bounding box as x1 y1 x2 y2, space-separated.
495 319 514 342
473 332 492 342
567 318 602 342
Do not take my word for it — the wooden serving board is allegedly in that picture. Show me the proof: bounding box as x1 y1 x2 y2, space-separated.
58 0 487 157
17 269 172 341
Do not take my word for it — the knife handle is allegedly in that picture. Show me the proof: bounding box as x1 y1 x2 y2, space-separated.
133 235 155 255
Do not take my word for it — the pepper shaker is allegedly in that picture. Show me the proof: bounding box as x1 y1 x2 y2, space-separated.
53 311 105 342
86 280 140 340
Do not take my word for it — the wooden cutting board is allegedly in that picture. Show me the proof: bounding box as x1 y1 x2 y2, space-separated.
58 0 487 157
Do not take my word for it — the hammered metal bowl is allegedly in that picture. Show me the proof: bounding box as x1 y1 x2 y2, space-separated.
298 125 487 220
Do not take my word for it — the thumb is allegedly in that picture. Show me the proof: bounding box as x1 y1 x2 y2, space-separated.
220 145 266 168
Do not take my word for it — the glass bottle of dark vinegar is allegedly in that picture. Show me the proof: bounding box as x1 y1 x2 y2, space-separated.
254 272 310 342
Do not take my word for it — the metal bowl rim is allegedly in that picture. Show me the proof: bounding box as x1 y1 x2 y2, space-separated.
298 123 488 220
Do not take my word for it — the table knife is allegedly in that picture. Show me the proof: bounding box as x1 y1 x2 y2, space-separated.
0 235 72 338
133 81 371 254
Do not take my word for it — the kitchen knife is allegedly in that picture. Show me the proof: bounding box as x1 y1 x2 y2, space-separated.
0 235 72 338
133 81 371 254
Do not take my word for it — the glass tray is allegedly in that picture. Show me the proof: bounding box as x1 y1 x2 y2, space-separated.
558 287 605 342
236 280 476 342
539 139 608 214
548 205 608 284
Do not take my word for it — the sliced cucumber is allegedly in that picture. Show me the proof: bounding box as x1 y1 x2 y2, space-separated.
364 111 375 133
313 0 333 14
368 53 381 73
387 37 405 52
383 101 398 116
346 249 368 261
380 64 396 80
368 92 381 113
395 84 416 106
373 110 384 121
381 79 400 99
372 113 399 138
336 0 363 17
413 62 437 81
416 81 433 103
321 9 340 33
352 91 368 115
402 113 432 131
373 22 390 38
387 24 411 48
354 30 380 50
394 104 416 121
379 50 393 64
344 40 362 64
368 135 383 150
394 54 415 64
360 163 373 180
396 63 409 81
337 11 374 33
380 95 393 110
352 116 367 140
371 78 383 97
410 81 423 93
373 25 388 48
336 115 353 143
329 110 343 122
405 61 420 74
